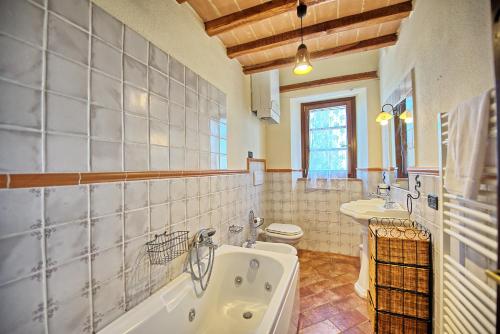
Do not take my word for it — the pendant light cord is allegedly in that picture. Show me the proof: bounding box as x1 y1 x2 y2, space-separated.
300 11 304 44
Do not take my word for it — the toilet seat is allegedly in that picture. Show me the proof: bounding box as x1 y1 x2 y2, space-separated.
265 223 304 240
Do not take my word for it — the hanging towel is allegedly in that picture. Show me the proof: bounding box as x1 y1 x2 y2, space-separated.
444 90 492 199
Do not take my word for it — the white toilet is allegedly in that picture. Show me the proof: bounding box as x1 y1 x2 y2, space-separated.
264 223 304 245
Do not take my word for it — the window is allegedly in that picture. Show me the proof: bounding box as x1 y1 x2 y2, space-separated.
301 97 357 178
209 118 227 169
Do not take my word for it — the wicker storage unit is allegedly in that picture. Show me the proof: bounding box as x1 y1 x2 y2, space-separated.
368 218 432 334
368 296 430 334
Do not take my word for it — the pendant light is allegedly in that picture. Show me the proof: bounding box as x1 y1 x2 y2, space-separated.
293 3 313 75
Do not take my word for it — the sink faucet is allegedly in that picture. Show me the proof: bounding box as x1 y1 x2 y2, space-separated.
369 185 397 209
245 210 264 248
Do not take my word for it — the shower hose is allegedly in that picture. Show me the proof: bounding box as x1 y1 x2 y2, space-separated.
188 238 216 291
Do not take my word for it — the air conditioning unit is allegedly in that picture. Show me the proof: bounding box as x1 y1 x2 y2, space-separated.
251 69 280 124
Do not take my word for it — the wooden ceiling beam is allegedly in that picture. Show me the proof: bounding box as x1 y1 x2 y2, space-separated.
228 1 411 58
242 34 397 74
205 0 332 36
279 71 378 93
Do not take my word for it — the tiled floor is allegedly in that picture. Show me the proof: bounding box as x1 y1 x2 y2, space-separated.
298 249 372 334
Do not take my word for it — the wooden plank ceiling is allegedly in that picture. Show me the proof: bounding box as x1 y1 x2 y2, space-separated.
179 0 411 74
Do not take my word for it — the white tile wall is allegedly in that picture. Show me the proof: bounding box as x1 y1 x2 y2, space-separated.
390 173 441 333
0 0 227 174
0 0 242 333
0 173 264 333
264 172 364 256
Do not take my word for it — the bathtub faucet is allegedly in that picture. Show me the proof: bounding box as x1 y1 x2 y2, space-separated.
189 228 217 292
193 228 218 249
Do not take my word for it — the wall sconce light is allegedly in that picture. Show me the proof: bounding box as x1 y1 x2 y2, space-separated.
375 103 413 126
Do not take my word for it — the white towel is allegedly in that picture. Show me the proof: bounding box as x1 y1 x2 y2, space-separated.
444 90 492 199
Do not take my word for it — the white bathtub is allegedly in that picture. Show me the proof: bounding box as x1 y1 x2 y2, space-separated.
99 245 299 334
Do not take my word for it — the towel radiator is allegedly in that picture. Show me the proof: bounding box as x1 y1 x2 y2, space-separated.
439 90 498 334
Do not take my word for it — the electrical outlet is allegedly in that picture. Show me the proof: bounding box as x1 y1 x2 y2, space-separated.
427 194 438 210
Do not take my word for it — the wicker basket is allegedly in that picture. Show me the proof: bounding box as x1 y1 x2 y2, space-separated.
369 292 430 334
369 284 430 318
369 224 430 266
369 260 430 294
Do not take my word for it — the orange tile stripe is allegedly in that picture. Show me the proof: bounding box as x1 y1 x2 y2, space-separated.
246 157 267 171
356 167 395 171
1 158 373 189
407 167 439 176
0 170 249 189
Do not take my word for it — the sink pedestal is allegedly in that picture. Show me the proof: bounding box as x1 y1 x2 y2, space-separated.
340 198 407 300
354 225 369 298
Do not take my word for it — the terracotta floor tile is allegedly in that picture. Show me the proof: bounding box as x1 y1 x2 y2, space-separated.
301 274 323 286
335 294 366 312
355 304 369 319
298 249 372 333
300 293 325 311
329 309 369 332
303 302 341 325
306 279 331 294
300 286 315 298
299 313 315 329
299 320 342 334
352 320 373 334
342 320 373 334
331 283 356 296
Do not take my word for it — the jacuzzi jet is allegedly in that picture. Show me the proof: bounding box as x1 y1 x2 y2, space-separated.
243 311 253 319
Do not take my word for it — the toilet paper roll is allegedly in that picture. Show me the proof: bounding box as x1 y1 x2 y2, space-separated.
253 217 264 227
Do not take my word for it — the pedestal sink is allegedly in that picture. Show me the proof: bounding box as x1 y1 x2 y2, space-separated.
340 198 408 298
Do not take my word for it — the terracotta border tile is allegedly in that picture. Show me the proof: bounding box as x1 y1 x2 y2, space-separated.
126 172 160 181
9 173 80 188
80 172 125 184
0 174 7 188
407 167 439 176
247 157 267 171
0 169 251 189
266 168 302 172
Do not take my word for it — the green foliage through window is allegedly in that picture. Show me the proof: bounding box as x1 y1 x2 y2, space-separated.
309 106 348 172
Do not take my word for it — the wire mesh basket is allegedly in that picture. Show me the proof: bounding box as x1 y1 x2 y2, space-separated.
146 231 189 265
368 217 433 334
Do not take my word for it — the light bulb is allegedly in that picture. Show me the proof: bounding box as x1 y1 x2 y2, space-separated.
293 44 313 75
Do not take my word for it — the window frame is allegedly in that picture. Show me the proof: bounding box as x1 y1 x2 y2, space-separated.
300 97 357 178
393 100 408 178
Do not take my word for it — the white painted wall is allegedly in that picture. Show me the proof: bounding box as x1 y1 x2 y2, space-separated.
379 0 494 167
267 51 382 170
92 0 266 169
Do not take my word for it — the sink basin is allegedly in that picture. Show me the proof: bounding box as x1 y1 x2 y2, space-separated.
340 198 408 299
340 198 408 222
242 241 297 256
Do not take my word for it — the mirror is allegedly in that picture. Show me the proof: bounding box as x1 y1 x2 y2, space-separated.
385 70 416 190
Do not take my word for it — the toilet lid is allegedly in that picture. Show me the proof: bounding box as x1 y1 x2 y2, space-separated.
266 223 302 236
